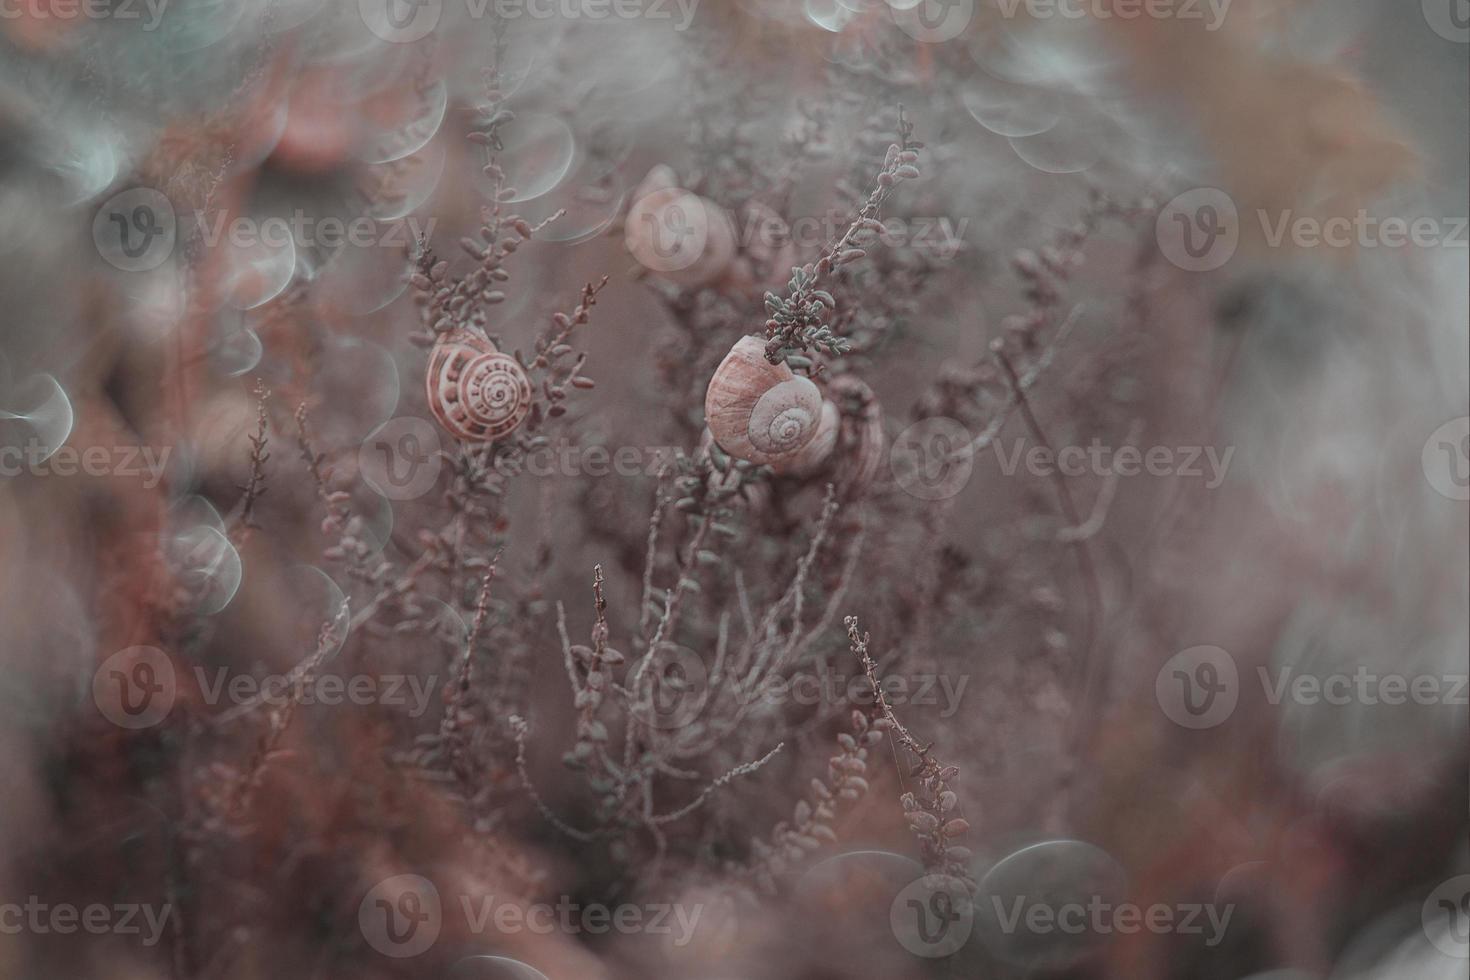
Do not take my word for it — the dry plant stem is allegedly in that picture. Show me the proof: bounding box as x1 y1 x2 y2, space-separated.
992 350 1106 803
228 610 345 817
763 109 923 365
721 488 843 712
743 709 882 896
950 304 1084 463
848 617 975 885
1056 419 1143 544
439 566 499 786
637 487 669 636
228 379 271 545
510 716 598 843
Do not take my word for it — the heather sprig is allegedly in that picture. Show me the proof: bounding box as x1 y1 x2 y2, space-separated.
762 108 924 368
848 616 975 888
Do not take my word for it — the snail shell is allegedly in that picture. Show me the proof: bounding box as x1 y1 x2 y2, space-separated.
625 167 737 288
771 400 840 477
704 336 824 466
426 327 533 442
829 375 885 497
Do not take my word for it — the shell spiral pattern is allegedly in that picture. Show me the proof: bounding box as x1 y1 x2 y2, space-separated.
704 335 823 466
426 328 533 442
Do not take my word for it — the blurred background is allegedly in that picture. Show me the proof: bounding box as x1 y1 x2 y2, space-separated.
0 1 1465 978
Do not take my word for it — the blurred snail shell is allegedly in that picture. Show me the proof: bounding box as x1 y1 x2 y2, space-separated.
829 375 885 497
426 327 533 442
704 336 824 466
625 167 737 288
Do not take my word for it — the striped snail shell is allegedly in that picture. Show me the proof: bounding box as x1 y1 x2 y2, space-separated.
704 336 823 466
426 327 533 442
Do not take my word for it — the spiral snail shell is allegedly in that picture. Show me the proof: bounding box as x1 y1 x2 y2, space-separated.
771 400 840 478
426 327 533 442
704 336 823 466
766 375 884 496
